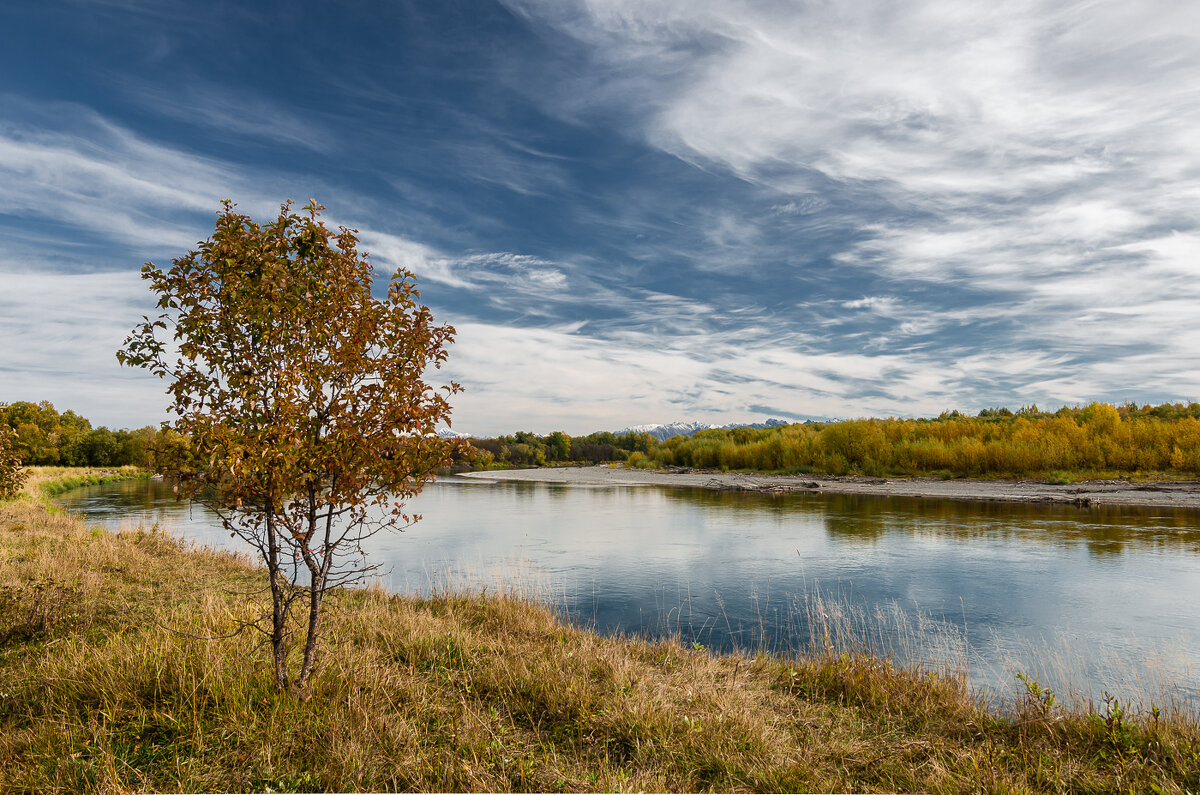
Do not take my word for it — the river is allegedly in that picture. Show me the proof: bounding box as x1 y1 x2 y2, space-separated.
56 475 1200 711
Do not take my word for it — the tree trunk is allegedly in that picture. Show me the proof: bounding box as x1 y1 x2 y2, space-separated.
293 494 330 695
293 572 325 694
265 506 290 692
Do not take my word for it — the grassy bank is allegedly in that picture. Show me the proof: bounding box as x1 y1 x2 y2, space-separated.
24 465 152 497
2 485 1199 792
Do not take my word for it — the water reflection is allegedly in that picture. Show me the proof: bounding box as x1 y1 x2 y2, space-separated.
667 486 1200 553
56 477 1200 707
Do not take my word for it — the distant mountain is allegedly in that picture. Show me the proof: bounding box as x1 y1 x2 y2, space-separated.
443 417 814 442
614 418 793 441
617 421 717 440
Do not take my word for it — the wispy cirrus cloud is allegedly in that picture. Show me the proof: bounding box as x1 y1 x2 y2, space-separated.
354 230 571 299
120 82 337 154
0 104 231 255
498 0 1200 414
7 2 1200 433
443 316 1149 435
0 265 167 423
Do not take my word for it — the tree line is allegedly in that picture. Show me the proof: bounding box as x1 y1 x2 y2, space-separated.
10 398 1200 479
461 402 1200 478
0 400 662 473
459 429 658 467
638 402 1200 477
0 401 159 468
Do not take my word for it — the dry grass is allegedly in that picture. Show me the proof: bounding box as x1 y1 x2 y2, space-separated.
2 475 1199 792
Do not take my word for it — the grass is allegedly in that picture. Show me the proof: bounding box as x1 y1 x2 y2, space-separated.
26 465 152 497
2 473 1199 792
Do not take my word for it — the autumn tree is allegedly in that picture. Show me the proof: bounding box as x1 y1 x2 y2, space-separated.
0 422 27 500
118 200 461 694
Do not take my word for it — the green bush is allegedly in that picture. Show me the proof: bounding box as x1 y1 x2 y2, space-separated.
626 451 654 469
0 424 27 500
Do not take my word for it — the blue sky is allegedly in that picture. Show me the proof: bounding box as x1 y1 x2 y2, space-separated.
4 0 1200 436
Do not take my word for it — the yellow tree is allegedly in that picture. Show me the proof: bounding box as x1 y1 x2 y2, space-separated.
118 200 461 694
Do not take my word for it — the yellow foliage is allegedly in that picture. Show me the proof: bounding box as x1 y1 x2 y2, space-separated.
644 403 1200 478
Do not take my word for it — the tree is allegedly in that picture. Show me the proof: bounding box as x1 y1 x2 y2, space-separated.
118 199 461 694
0 422 27 500
545 431 571 462
82 428 121 467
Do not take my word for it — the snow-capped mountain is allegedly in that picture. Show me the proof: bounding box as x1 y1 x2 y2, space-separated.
614 418 792 441
617 421 718 439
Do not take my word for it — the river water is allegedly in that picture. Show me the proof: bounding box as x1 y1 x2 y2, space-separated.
56 476 1200 710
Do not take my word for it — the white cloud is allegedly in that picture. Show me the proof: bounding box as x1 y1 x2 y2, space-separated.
123 81 336 153
842 296 900 313
356 231 572 297
0 123 223 253
441 313 1197 435
0 98 320 262
0 266 167 427
354 229 472 288
10 5 1200 433
504 0 1200 405
0 102 583 428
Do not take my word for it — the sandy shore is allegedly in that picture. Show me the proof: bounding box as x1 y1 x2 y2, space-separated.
461 465 1200 510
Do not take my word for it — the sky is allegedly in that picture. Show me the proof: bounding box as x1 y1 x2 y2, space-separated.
3 0 1200 436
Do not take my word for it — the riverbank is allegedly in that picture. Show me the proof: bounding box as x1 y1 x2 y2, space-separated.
2 482 1199 791
23 464 151 497
464 465 1200 510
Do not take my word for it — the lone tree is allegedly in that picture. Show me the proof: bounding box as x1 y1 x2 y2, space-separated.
118 200 461 694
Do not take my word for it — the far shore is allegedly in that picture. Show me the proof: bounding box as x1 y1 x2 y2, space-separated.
462 465 1200 510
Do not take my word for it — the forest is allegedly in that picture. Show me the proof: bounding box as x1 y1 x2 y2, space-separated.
461 429 659 467
0 401 157 468
467 402 1200 479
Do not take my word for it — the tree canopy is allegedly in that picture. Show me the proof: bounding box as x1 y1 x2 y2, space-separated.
0 401 155 468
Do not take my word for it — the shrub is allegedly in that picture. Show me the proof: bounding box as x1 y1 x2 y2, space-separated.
0 423 27 500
